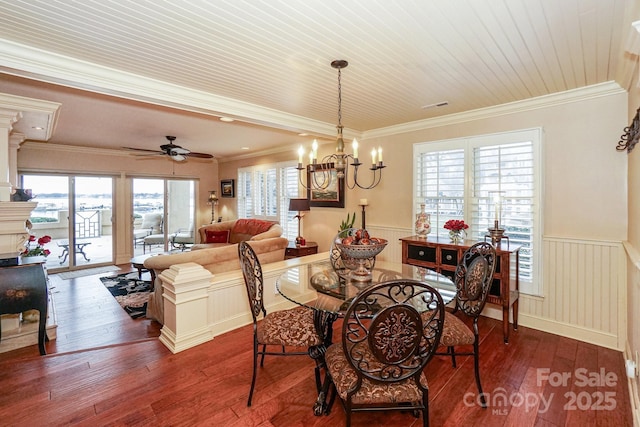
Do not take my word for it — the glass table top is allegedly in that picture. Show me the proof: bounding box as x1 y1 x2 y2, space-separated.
276 259 456 315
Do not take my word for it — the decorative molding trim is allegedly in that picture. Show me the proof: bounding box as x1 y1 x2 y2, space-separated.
0 93 60 141
518 309 621 351
363 81 625 139
21 140 131 158
624 343 640 427
0 39 343 139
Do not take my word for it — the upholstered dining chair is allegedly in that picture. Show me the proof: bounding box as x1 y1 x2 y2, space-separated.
435 241 496 408
324 279 445 427
237 241 322 406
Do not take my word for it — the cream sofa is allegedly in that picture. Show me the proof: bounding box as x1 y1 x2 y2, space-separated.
143 218 288 324
191 219 283 250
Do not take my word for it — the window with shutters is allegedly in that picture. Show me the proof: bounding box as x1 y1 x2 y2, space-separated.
237 161 301 241
414 128 542 296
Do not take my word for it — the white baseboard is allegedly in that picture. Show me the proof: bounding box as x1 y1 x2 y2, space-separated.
625 344 640 427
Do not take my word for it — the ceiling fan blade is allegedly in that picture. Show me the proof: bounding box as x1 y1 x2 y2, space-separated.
185 152 214 159
131 153 165 157
123 146 164 154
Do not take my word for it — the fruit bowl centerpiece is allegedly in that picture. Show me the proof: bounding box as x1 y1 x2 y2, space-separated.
334 228 388 281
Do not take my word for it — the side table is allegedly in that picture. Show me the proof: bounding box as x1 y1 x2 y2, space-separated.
285 241 318 259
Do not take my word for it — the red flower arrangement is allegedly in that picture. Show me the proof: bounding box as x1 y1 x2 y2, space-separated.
22 234 52 257
443 219 469 232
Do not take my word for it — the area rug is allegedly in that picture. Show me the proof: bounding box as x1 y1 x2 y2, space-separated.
99 272 151 319
57 265 120 280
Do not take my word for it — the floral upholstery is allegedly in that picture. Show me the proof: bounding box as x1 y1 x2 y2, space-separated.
325 343 428 405
438 312 475 347
325 280 444 425
258 305 322 347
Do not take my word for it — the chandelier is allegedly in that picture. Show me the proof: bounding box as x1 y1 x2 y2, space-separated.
297 60 386 190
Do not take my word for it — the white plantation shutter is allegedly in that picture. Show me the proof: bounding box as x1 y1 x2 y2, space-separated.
416 149 465 238
414 128 541 295
237 170 253 218
238 161 300 241
279 164 301 241
471 141 535 283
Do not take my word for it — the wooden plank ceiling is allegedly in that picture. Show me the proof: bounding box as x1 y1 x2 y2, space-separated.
0 0 638 158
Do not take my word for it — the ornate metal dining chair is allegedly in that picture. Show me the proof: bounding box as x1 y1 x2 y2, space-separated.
238 241 322 406
435 241 496 408
324 279 445 427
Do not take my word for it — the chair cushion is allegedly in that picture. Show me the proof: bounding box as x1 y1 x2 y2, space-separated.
325 344 428 404
205 229 229 243
438 312 475 347
143 234 165 245
140 213 162 233
257 305 321 347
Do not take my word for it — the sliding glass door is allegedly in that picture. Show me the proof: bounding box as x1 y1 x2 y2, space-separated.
132 178 195 255
21 174 114 271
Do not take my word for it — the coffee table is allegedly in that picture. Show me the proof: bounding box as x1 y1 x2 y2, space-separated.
130 253 158 284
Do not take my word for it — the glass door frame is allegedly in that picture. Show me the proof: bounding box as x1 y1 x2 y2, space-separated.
19 173 116 272
131 177 196 256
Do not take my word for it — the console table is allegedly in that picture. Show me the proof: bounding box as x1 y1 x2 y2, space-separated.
400 235 521 343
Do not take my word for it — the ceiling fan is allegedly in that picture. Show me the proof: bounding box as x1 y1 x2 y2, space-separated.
123 136 214 161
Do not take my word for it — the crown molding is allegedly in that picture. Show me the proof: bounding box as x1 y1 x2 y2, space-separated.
363 81 626 139
0 39 343 139
21 140 126 158
0 92 60 140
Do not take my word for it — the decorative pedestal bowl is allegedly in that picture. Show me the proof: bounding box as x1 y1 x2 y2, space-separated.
335 239 388 282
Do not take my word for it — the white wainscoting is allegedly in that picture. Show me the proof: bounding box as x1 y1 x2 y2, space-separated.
366 226 627 351
520 237 626 351
157 254 325 353
158 228 627 354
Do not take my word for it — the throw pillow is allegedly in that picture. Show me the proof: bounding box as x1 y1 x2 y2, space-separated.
231 219 276 236
205 230 230 244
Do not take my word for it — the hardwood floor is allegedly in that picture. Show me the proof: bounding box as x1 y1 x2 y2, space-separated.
45 268 162 354
0 268 633 426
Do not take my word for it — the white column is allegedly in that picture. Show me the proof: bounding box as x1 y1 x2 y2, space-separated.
0 110 20 201
8 133 24 191
157 262 215 353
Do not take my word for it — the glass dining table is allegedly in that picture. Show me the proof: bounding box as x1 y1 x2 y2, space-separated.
276 258 456 415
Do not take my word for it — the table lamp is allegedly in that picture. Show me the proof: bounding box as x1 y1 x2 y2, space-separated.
289 198 310 245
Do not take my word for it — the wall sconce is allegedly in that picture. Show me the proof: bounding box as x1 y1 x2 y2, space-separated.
208 190 219 223
288 198 310 246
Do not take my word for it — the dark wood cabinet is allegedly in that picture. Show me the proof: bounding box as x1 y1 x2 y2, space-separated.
285 241 318 259
400 235 520 343
0 259 49 354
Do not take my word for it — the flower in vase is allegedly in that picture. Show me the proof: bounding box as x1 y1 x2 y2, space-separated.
22 234 52 257
443 219 469 232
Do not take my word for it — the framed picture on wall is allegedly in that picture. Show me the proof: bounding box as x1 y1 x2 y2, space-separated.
306 163 345 208
221 179 235 198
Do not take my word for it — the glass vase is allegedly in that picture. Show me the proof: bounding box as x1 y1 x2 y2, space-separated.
449 229 465 244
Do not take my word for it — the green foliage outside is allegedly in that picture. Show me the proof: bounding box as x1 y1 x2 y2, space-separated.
30 217 58 223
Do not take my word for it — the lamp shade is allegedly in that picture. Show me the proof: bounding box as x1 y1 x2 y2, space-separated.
289 198 310 212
